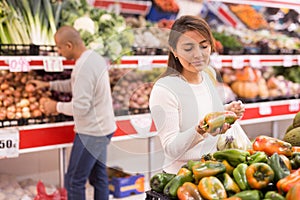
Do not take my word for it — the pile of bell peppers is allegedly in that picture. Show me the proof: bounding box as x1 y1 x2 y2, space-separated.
149 135 300 200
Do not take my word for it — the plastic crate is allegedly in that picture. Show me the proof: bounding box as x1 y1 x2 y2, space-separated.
145 190 171 200
107 167 145 198
0 44 57 56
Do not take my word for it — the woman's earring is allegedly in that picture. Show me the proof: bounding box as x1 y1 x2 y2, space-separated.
175 57 178 60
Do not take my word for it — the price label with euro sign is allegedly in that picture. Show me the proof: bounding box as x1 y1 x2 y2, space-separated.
0 128 19 158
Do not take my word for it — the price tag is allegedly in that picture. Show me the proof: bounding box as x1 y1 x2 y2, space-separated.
0 128 19 158
232 56 244 69
283 55 293 67
289 100 300 112
210 54 222 69
8 57 30 72
138 56 153 71
43 57 64 72
249 56 261 68
259 104 272 115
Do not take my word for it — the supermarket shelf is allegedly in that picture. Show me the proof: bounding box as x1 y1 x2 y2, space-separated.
114 55 300 68
208 0 300 10
0 56 74 70
17 115 157 153
93 0 152 15
1 55 300 70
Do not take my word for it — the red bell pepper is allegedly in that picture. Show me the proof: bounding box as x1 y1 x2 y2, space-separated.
285 182 300 200
276 168 300 194
252 135 293 157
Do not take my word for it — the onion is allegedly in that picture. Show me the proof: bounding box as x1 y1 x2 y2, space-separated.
22 112 31 119
7 105 16 113
0 108 7 120
4 87 14 96
22 107 30 113
13 90 21 98
32 109 42 118
0 93 6 101
19 99 30 107
6 111 15 120
0 82 9 90
15 112 22 119
28 96 37 103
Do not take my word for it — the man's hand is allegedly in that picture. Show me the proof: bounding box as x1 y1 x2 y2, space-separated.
27 80 50 90
42 99 58 115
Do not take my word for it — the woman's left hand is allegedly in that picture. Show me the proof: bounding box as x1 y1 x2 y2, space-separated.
225 100 245 119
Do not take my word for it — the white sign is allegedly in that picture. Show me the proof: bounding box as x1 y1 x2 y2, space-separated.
259 104 272 115
43 57 64 72
283 56 293 67
289 100 300 112
232 56 244 69
8 57 30 72
138 56 153 71
249 56 261 68
0 128 19 158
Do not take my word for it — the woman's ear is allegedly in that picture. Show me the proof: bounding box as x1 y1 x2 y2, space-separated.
170 47 178 58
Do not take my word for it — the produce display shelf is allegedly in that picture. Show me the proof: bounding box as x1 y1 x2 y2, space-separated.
1 55 299 70
204 0 245 28
0 56 74 70
16 116 156 152
208 0 300 10
93 0 152 15
115 55 300 68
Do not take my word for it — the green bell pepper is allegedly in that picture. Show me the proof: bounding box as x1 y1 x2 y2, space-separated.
149 172 176 193
213 149 250 167
163 168 194 198
187 160 201 171
264 191 285 200
247 151 268 165
290 152 300 170
233 163 250 191
268 152 290 182
233 190 262 200
217 172 240 196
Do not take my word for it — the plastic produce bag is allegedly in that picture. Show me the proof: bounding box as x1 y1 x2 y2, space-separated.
34 181 67 200
217 122 252 151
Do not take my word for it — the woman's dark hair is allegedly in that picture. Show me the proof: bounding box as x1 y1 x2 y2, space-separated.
161 15 215 77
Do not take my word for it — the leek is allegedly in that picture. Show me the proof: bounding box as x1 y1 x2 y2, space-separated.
43 0 57 36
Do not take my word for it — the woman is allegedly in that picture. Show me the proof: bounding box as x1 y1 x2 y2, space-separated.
149 15 249 174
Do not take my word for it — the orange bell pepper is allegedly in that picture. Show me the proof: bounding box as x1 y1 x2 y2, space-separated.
198 176 227 200
245 163 274 189
177 182 201 200
277 168 300 194
252 135 293 156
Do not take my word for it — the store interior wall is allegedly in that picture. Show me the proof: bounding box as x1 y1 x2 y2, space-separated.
0 119 293 186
